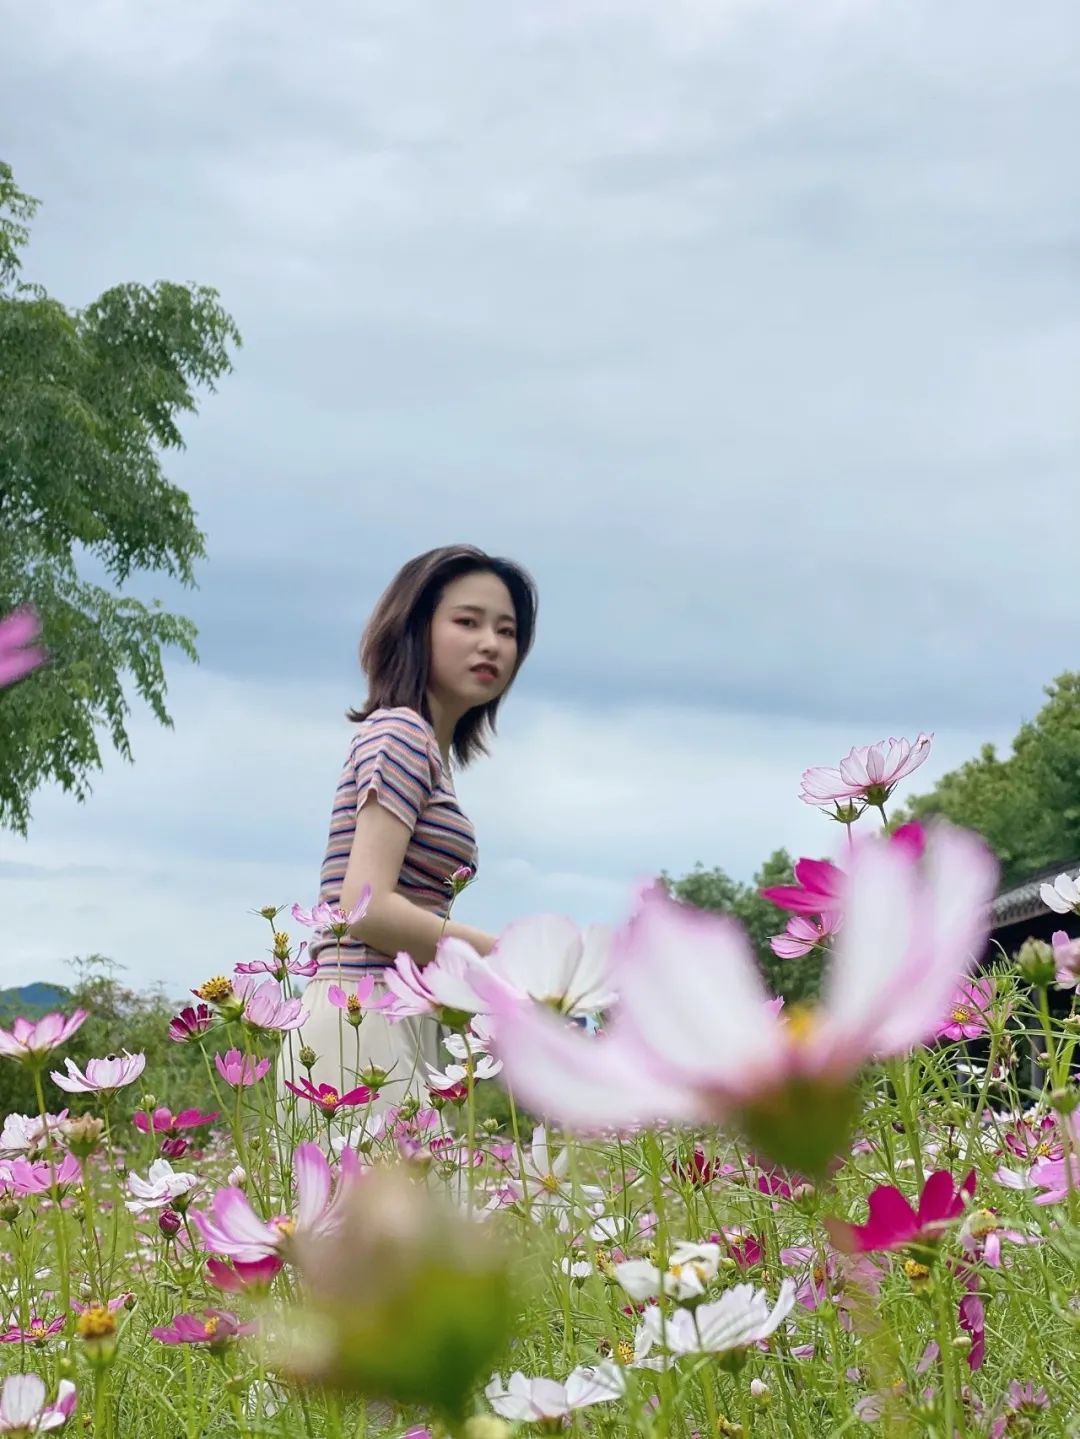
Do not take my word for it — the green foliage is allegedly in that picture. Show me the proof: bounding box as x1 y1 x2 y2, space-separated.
0 954 218 1122
899 672 1080 886
660 847 826 1002
0 161 241 834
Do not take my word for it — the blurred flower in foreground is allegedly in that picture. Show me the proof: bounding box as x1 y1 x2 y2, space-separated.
0 607 46 688
0 1372 76 1432
484 1363 625 1421
52 1051 146 1095
477 915 617 1018
826 1170 976 1256
282 1166 518 1425
799 734 933 812
488 823 996 1176
0 1011 87 1065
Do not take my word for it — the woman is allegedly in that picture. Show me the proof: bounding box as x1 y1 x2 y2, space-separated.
293 544 538 1113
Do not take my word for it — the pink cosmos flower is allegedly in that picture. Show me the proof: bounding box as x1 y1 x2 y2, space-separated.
989 1381 1050 1437
382 940 492 1024
1051 930 1080 989
167 1003 214 1043
327 977 393 1026
779 1245 883 1314
0 1011 87 1063
959 1292 985 1371
282 1077 377 1117
825 1170 976 1255
934 975 996 1042
151 1309 256 1346
800 734 933 808
0 1373 76 1433
235 944 319 980
291 888 372 936
205 1255 282 1292
51 1051 145 1094
1000 1114 1061 1163
3 1154 82 1196
214 1049 271 1087
191 1142 360 1263
0 608 46 689
486 823 996 1175
770 912 843 959
133 1106 219 1137
0 1314 65 1344
958 1208 1035 1269
237 978 305 1034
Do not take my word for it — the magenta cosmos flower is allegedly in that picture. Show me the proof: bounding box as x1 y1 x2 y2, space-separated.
825 1169 976 1255
51 1051 145 1094
0 608 46 689
0 1314 65 1345
206 1254 282 1292
0 1373 76 1433
133 1106 219 1136
151 1309 256 1346
0 1010 87 1063
934 975 996 1041
486 823 996 1176
191 1142 360 1263
214 1050 271 1087
282 1077 377 1117
800 733 933 809
167 1003 214 1043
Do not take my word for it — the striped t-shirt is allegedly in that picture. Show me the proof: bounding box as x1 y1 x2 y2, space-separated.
309 707 479 974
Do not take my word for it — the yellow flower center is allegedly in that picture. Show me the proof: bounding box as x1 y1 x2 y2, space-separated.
272 1217 296 1237
321 1089 339 1107
539 1172 560 1194
616 1339 634 1365
77 1305 116 1340
902 1259 930 1283
203 1316 220 1339
812 1264 827 1287
951 1005 972 1024
784 1004 818 1045
194 976 233 1003
1035 1140 1053 1157
346 996 362 1016
28 1323 46 1339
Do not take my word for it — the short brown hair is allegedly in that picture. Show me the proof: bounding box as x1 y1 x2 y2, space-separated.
346 544 538 767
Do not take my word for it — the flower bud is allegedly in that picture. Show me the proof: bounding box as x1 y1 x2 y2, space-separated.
1050 1087 1080 1116
283 1167 519 1423
397 1095 421 1121
750 1378 771 1407
463 1420 511 1439
951 1334 972 1354
1015 939 1056 987
258 904 281 920
159 1136 188 1160
0 1199 20 1224
227 1165 247 1188
139 1093 158 1112
358 1065 390 1090
159 1208 182 1236
481 1117 500 1135
299 1045 317 1070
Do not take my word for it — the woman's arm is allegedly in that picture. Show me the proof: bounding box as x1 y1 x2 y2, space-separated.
339 792 495 966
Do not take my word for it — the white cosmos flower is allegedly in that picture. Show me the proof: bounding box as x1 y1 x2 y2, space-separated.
1039 870 1080 914
479 915 617 1018
126 1158 199 1213
443 1015 497 1060
560 1257 593 1279
634 1280 796 1361
0 1111 67 1156
615 1241 721 1302
426 1054 502 1089
485 1362 626 1420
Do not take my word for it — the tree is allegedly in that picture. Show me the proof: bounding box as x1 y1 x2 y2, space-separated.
898 672 1080 887
0 163 241 832
659 847 826 1003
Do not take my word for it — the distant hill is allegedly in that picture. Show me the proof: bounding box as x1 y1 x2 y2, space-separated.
0 981 71 1014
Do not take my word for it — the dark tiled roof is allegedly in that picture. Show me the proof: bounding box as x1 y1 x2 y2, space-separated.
990 858 1080 928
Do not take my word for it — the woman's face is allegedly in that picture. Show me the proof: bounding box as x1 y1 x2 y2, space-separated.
428 571 519 711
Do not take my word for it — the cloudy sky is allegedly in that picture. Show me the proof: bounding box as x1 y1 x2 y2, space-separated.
2 0 1077 998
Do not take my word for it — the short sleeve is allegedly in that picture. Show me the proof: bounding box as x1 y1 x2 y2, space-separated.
351 710 436 832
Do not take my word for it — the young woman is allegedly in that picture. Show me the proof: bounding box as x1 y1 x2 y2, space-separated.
294 544 538 1113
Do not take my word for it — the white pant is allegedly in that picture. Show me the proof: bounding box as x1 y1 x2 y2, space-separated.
281 976 442 1117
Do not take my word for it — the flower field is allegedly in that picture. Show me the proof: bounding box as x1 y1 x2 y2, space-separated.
1 613 1079 1438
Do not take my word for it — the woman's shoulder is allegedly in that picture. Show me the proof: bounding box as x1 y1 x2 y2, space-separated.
350 707 440 767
